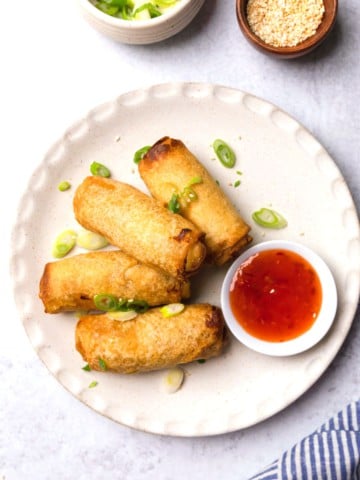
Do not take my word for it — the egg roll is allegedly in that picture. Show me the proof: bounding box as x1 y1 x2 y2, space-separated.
73 176 206 278
39 250 190 314
75 304 227 373
138 137 252 265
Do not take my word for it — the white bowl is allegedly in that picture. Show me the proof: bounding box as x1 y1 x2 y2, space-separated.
76 0 205 44
221 240 338 357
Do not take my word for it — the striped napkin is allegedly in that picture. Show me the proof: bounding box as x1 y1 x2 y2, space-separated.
250 401 360 480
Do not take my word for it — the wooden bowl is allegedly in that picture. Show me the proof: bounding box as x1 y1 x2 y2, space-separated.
236 0 338 59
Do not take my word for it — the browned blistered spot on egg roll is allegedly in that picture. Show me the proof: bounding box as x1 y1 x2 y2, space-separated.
39 250 190 314
73 176 206 278
75 304 227 374
139 136 252 265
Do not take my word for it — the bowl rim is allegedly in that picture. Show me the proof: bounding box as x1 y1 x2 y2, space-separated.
78 0 196 28
236 0 338 58
220 240 338 357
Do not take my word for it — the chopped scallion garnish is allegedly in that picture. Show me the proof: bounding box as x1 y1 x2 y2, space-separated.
134 3 161 18
133 145 151 164
92 0 178 20
234 180 241 188
93 294 149 313
186 176 203 187
108 310 138 321
82 363 91 371
162 367 184 394
160 303 185 318
252 208 288 229
168 193 181 213
58 181 71 192
90 161 111 178
94 294 120 312
126 299 149 313
88 381 98 388
213 139 236 168
98 358 108 371
168 176 202 213
182 186 197 202
52 229 77 258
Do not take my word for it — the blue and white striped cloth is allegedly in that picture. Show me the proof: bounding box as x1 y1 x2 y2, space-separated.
250 401 360 480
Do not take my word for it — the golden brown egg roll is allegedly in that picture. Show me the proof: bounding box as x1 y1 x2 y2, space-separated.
73 176 206 278
138 137 252 265
75 304 227 373
39 250 190 314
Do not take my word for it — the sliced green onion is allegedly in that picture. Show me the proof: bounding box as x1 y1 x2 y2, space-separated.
156 0 177 6
168 193 181 213
252 208 288 229
126 299 149 313
98 358 108 371
108 310 138 321
160 303 185 318
162 367 184 394
120 5 133 19
93 294 119 312
213 139 236 168
186 176 203 187
92 0 178 19
88 380 98 388
52 229 77 258
197 359 206 364
58 181 71 192
97 3 119 15
117 298 128 309
234 180 241 188
182 186 197 202
76 230 109 250
93 295 149 313
103 0 132 6
169 177 202 212
134 3 161 18
82 363 91 371
90 161 111 178
133 145 151 164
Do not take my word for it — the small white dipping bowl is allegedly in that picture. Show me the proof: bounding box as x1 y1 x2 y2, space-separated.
76 0 205 44
221 240 337 357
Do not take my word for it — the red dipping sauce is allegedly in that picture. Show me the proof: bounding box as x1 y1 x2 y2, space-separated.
229 249 323 342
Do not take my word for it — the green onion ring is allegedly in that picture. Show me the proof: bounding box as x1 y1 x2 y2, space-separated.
252 208 288 229
90 161 111 178
93 294 119 311
213 139 236 168
133 145 151 164
168 193 181 213
126 299 149 313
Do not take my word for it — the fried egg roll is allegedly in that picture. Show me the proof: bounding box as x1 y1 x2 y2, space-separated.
75 304 227 373
139 137 251 265
39 250 190 314
73 176 206 278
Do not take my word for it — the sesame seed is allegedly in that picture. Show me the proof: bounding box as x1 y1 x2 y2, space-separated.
247 0 325 47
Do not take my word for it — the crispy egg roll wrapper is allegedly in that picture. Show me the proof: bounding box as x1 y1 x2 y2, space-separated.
139 137 251 265
73 177 206 278
75 304 227 374
39 250 190 314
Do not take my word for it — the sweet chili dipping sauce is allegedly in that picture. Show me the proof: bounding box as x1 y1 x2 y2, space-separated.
229 249 322 342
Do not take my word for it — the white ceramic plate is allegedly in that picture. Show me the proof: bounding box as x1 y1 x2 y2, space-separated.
11 83 360 437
